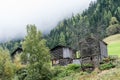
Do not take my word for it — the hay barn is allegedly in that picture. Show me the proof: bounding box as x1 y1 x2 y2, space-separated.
79 37 108 70
50 45 75 66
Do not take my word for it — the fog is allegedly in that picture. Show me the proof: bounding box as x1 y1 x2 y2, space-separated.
0 0 96 42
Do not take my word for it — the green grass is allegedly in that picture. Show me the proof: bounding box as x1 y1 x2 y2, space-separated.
108 41 120 56
104 34 120 56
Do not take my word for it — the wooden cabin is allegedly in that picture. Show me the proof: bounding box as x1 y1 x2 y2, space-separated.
79 37 108 70
50 45 75 66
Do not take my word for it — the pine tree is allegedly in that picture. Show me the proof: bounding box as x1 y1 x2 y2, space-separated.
58 32 66 46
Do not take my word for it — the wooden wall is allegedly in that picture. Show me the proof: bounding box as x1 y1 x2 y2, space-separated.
63 48 73 58
51 48 63 59
100 41 108 60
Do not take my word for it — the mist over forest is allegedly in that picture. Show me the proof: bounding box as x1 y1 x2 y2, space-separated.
0 0 96 42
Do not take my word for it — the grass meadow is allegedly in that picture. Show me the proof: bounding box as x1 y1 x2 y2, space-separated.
104 34 120 56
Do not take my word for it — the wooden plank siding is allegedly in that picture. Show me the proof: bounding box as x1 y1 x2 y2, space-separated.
63 48 73 58
100 41 108 61
79 37 108 70
50 45 75 66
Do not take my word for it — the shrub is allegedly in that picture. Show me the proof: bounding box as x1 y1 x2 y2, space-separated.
82 63 93 68
101 55 118 64
108 55 118 61
102 58 110 63
52 64 81 79
66 64 81 71
16 68 27 80
111 58 120 68
99 62 115 70
52 66 65 77
106 24 120 36
58 70 74 77
60 64 81 77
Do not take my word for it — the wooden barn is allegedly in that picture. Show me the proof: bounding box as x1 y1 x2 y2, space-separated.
79 37 108 70
50 45 75 66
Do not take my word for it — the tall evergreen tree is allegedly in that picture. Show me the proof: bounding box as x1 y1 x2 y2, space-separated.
59 32 66 46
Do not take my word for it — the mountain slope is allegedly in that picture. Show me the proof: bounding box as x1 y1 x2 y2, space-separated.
104 34 120 56
46 0 120 49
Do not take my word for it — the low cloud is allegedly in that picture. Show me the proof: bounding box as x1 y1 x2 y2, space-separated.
0 0 96 42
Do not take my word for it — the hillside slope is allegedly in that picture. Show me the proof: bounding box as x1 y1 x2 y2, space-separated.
54 68 120 80
46 0 120 49
104 34 120 56
55 34 120 80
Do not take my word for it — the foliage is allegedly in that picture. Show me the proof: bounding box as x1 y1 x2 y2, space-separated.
13 53 24 70
101 55 118 64
106 17 120 36
52 64 81 79
22 25 52 80
0 39 22 53
0 47 15 80
53 57 120 80
82 63 93 68
100 55 119 70
108 55 118 61
66 64 81 71
58 32 66 46
57 64 81 77
99 62 115 70
52 66 65 77
46 0 120 49
16 68 27 80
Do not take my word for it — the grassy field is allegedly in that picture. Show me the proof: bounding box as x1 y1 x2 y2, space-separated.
104 34 120 56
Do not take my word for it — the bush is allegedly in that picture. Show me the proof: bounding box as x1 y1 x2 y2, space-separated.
82 63 93 68
101 55 118 64
111 57 120 68
58 70 74 77
99 62 115 70
16 68 27 80
52 66 65 77
108 55 118 61
63 64 81 77
52 64 81 79
106 24 120 36
66 64 81 71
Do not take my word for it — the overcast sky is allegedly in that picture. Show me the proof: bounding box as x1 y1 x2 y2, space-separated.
0 0 96 42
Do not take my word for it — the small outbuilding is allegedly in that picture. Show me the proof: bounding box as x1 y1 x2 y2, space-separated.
50 45 75 66
79 36 108 70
